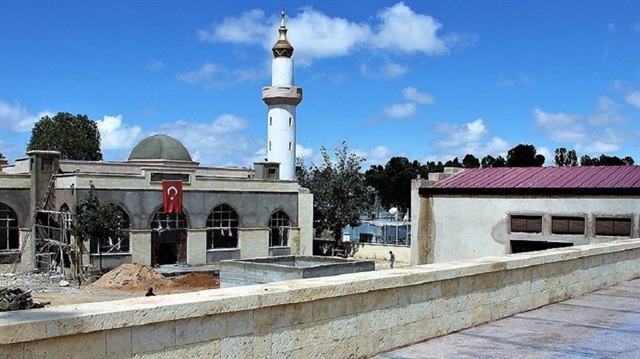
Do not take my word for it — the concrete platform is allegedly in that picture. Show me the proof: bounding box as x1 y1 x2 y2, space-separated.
373 278 640 359
154 263 219 277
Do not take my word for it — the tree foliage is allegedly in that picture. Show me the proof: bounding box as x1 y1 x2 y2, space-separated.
554 147 578 166
27 112 103 161
507 144 545 167
297 142 375 242
462 154 480 168
580 154 635 166
74 186 125 246
481 155 507 168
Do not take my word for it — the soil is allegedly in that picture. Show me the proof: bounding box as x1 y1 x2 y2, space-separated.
0 263 220 308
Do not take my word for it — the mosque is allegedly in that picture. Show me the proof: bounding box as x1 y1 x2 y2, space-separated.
0 12 313 272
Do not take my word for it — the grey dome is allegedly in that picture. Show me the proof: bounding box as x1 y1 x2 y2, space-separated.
128 134 193 162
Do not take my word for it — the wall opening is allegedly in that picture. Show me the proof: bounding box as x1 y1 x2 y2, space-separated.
510 240 572 254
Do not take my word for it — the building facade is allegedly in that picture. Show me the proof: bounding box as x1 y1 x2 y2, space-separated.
410 166 640 265
0 12 313 272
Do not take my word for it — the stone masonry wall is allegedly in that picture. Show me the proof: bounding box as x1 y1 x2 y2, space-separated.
1 239 639 358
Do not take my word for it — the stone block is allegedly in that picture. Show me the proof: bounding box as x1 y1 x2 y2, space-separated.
131 321 176 354
362 288 399 312
175 314 226 346
25 331 106 359
312 296 347 321
105 327 132 359
221 334 254 358
271 302 312 329
406 282 441 303
0 343 23 359
398 301 432 325
226 310 254 337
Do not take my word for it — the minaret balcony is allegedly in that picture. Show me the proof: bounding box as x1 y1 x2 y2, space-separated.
262 86 303 106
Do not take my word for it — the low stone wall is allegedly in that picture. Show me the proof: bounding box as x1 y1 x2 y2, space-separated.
2 239 639 359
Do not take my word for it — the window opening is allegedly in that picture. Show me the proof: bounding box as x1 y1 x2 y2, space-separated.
269 210 290 247
206 204 239 249
551 216 585 235
510 215 542 233
595 217 631 237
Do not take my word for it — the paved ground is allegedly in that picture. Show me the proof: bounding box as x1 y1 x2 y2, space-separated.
373 278 640 359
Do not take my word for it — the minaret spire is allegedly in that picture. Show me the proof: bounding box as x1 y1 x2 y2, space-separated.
262 10 303 180
272 10 294 58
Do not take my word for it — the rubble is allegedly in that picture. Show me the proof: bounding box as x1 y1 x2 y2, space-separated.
0 287 50 311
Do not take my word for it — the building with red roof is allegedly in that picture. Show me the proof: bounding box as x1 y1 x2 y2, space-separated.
410 166 640 265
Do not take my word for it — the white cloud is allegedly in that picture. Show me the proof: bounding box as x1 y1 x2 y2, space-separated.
588 97 625 125
626 91 640 108
197 9 269 44
381 63 408 78
435 118 488 147
155 114 257 166
284 7 372 66
533 108 587 142
199 3 462 66
176 62 264 89
402 87 435 104
498 73 535 87
576 141 620 154
0 100 52 132
374 2 448 55
354 145 391 166
176 62 221 84
144 59 165 70
295 144 314 161
96 115 143 150
384 102 417 118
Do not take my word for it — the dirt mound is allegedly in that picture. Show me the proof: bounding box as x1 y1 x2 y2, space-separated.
172 273 219 288
91 263 173 290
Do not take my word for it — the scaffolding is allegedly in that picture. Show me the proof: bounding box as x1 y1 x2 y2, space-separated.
9 173 82 279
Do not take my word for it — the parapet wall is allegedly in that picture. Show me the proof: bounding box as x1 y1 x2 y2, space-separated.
2 239 639 359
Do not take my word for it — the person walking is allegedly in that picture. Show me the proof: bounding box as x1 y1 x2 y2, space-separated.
389 251 395 269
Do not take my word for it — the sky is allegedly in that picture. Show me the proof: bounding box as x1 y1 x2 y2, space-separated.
1 0 639 169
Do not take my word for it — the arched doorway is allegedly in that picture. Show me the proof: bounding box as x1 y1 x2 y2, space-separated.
150 209 188 266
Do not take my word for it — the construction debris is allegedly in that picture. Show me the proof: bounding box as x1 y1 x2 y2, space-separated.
0 287 50 311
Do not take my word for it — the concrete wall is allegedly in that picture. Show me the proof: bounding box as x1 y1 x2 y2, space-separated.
351 243 411 264
412 186 640 264
2 239 639 359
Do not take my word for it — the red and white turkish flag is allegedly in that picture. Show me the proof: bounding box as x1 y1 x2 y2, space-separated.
162 181 182 213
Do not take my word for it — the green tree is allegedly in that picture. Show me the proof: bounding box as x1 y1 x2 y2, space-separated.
462 154 480 168
554 147 578 166
27 112 103 160
581 154 635 166
443 157 463 168
298 142 375 242
74 186 125 268
507 144 545 167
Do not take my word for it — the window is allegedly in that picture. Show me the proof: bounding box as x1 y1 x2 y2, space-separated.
510 215 542 233
269 210 290 247
206 204 239 249
288 117 292 127
90 205 130 253
552 216 585 235
267 168 277 179
595 218 631 237
270 117 272 126
269 141 271 151
511 240 572 254
288 142 292 151
0 203 19 251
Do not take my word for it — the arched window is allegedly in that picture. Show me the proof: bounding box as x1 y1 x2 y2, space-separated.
269 210 290 247
0 203 19 251
206 204 239 249
90 205 131 253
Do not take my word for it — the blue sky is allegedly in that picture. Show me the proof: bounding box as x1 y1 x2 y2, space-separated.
1 0 639 168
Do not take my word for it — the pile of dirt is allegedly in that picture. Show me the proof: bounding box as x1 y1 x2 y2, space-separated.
89 263 220 292
91 263 173 290
172 273 219 288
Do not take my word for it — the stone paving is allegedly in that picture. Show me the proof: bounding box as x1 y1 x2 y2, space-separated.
373 278 640 359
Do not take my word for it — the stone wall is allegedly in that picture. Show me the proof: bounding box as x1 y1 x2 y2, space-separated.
2 239 639 359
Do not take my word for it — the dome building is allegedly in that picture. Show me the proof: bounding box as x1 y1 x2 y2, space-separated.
0 13 313 272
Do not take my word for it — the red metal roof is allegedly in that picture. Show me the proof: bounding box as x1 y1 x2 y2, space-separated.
431 166 640 190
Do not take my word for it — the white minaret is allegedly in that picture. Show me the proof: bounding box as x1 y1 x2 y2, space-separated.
262 10 302 180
